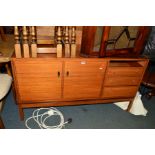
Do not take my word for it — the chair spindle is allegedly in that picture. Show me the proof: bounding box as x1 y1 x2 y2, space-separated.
56 26 62 58
64 26 70 57
31 26 37 58
71 26 76 57
14 26 22 58
23 26 30 58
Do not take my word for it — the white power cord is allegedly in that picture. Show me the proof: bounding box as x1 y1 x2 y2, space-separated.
25 107 72 129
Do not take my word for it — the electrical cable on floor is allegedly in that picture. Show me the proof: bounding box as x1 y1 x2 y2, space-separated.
25 107 72 129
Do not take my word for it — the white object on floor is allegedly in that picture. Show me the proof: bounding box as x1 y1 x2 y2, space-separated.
25 107 70 129
0 74 12 100
114 92 148 116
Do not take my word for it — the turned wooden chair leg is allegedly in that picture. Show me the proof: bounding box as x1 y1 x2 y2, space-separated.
0 116 5 129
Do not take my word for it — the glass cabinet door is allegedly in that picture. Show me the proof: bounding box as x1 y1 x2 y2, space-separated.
106 26 139 50
93 26 104 52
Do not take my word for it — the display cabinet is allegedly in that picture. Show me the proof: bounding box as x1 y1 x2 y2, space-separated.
80 26 150 57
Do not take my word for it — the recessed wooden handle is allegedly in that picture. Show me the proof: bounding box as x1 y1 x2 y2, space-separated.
58 71 60 78
66 71 69 77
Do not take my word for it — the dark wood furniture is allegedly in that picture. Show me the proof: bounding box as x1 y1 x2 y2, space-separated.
81 26 150 57
142 70 155 99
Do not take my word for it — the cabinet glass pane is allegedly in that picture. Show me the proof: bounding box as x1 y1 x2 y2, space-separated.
106 26 139 50
93 26 103 52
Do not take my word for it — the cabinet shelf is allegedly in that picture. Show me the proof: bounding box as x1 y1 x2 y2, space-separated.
109 61 143 67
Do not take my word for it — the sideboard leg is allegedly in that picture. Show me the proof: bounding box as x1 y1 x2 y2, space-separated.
18 105 24 121
0 116 5 129
126 99 134 112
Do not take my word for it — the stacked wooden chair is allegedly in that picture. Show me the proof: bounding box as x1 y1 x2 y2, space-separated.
14 26 77 58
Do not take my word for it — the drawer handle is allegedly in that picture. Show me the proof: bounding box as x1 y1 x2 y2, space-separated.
58 71 60 78
66 71 69 77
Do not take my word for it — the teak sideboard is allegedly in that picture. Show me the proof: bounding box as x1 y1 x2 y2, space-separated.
11 57 148 120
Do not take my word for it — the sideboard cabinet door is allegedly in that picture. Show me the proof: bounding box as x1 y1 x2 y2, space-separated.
12 59 62 102
63 59 107 100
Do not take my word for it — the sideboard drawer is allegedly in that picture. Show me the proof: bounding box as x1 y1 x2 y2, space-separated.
102 86 137 98
104 76 140 86
107 67 143 77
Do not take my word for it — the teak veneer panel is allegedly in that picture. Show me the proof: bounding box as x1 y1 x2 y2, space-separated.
16 75 61 102
102 86 138 98
107 67 143 77
63 60 106 99
12 59 62 102
104 76 141 86
13 59 62 74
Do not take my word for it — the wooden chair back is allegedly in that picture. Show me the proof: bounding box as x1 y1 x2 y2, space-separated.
14 26 81 58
